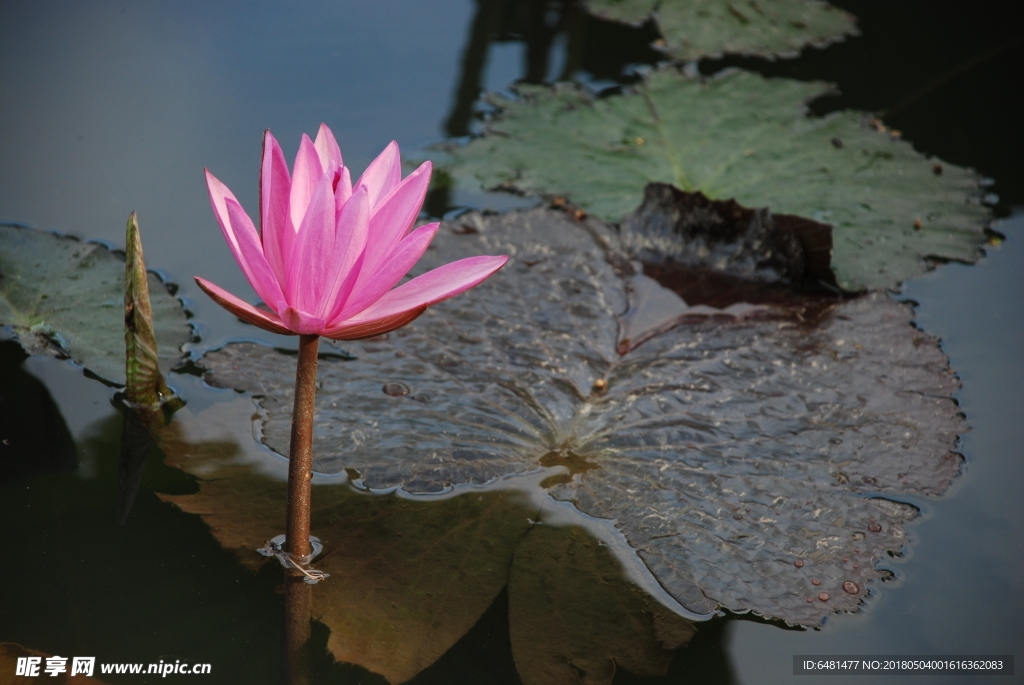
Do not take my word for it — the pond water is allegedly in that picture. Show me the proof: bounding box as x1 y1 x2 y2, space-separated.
1 1 1022 683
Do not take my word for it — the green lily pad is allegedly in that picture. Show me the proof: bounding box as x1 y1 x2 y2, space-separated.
156 397 697 684
200 207 964 626
0 224 191 386
584 0 858 60
439 68 991 290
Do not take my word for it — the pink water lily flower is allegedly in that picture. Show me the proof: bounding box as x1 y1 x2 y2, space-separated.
196 124 507 339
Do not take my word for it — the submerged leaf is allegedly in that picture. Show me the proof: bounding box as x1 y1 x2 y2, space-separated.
0 224 190 386
156 397 693 683
509 525 696 685
201 208 964 625
440 69 991 290
584 0 858 60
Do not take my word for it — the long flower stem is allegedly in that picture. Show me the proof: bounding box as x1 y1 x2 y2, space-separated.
284 333 319 684
287 333 320 559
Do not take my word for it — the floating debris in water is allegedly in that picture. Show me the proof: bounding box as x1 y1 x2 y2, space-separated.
383 382 410 397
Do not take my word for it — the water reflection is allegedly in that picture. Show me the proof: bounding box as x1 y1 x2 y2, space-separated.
148 380 727 683
116 401 157 524
0 340 77 482
444 0 662 138
0 378 284 681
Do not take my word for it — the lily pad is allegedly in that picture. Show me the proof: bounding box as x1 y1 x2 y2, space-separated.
200 207 964 626
584 0 858 60
439 68 991 290
0 224 191 386
156 397 697 684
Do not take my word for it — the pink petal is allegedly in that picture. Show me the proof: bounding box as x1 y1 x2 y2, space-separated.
332 223 439 321
260 130 293 287
194 277 295 336
313 123 343 171
205 169 241 248
355 140 402 208
286 164 340 313
280 306 327 335
355 161 432 289
321 307 427 341
345 254 508 324
205 170 285 309
289 134 323 230
334 166 353 213
224 198 286 309
316 186 370 320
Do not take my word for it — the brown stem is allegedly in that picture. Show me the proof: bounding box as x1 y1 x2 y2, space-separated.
286 334 319 559
284 333 319 684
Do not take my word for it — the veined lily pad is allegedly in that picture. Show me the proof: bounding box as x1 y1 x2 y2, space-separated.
439 68 991 291
156 397 698 684
200 208 964 626
0 224 190 386
584 0 858 61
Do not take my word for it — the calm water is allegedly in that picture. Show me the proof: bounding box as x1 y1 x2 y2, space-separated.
1 1 1022 683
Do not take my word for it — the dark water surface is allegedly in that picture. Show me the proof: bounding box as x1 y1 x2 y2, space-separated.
1 1 1022 683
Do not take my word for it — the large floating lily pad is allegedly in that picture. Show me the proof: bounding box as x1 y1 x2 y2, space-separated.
0 224 191 386
584 0 857 61
156 397 697 684
200 208 964 626
439 69 991 290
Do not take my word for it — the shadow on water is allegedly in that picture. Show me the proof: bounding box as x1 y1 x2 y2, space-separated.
0 356 284 683
444 0 662 139
0 340 77 482
304 579 737 685
697 0 1024 210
